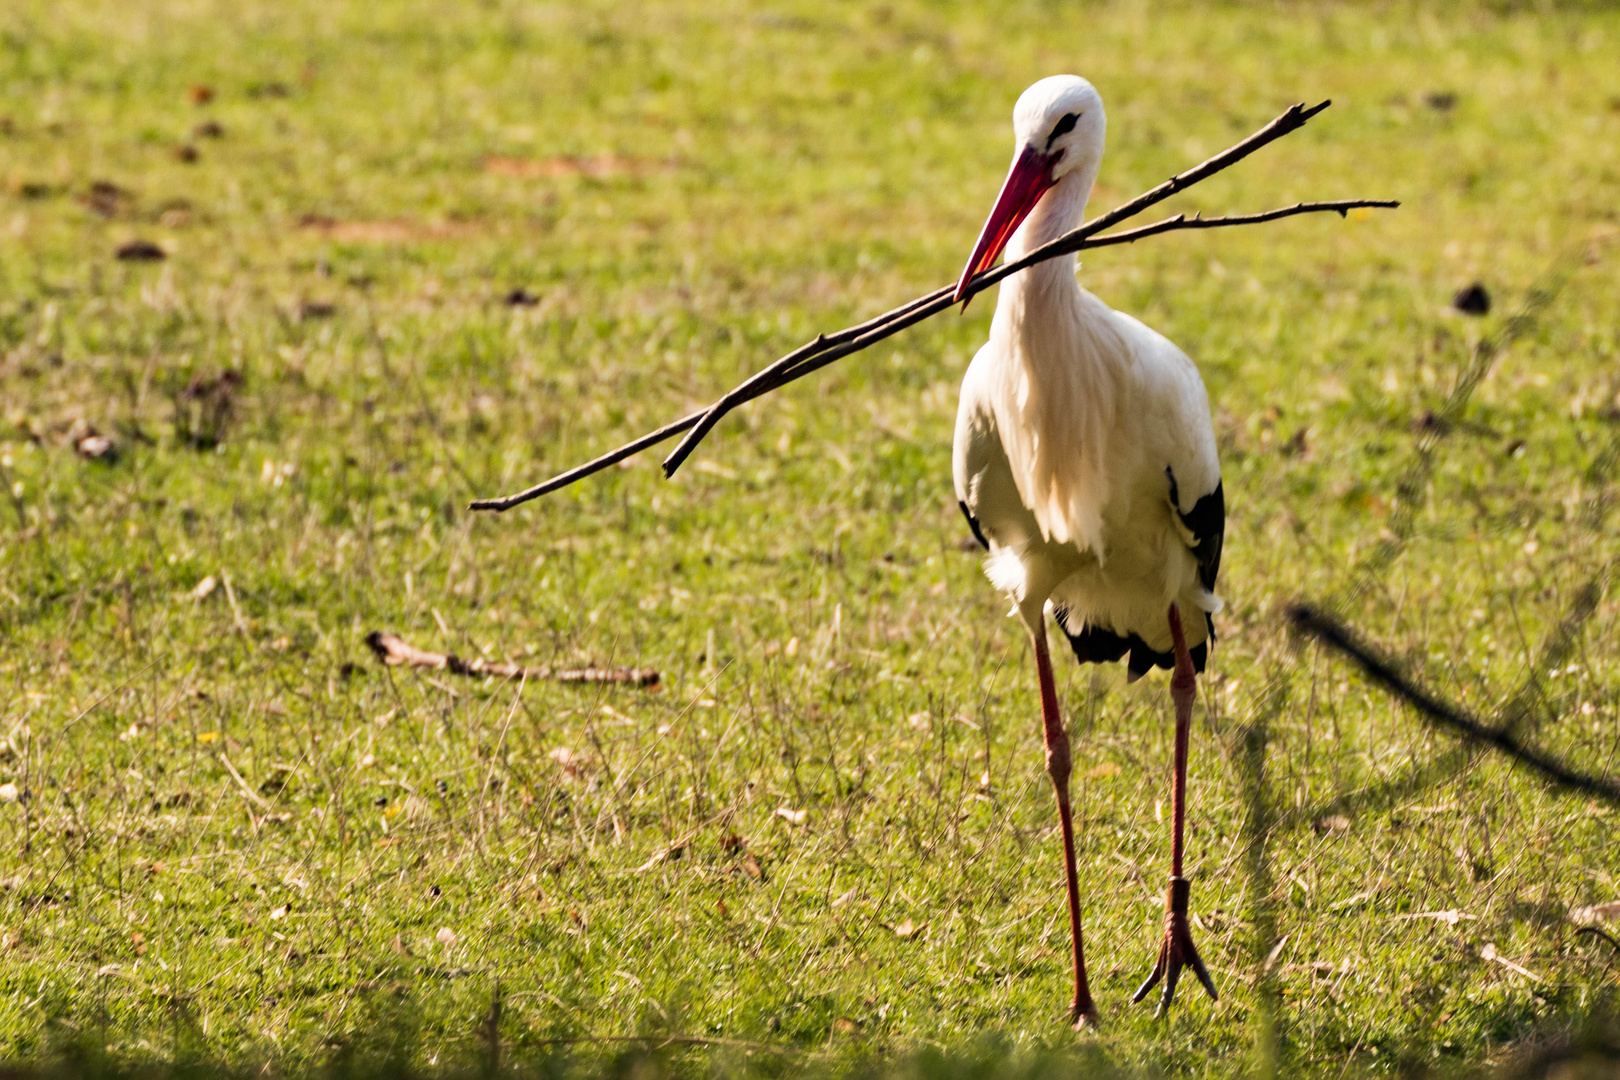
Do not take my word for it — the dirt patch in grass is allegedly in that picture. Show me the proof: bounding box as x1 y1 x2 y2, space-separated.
482 154 677 180
296 215 480 242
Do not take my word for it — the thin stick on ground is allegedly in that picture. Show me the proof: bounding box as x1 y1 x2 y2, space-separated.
470 98 1398 513
365 630 660 688
1286 604 1620 805
530 1034 792 1054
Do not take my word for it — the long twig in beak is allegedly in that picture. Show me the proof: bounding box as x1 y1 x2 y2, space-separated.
471 100 1396 512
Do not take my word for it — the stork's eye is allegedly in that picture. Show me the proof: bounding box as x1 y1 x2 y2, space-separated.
1045 112 1079 149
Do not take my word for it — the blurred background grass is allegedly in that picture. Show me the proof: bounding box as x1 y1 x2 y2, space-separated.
2 0 1620 1076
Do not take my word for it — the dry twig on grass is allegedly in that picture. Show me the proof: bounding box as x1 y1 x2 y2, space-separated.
1287 604 1620 805
471 99 1397 512
364 631 660 689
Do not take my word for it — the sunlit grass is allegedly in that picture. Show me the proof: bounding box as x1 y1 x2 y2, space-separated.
2 0 1620 1075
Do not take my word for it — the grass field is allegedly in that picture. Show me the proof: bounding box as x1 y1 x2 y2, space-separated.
4 0 1620 1075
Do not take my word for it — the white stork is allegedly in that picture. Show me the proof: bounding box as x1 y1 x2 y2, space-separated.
951 75 1224 1026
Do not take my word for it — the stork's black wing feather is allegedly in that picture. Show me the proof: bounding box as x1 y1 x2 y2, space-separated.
1055 607 1207 678
958 500 989 551
1180 482 1224 595
1164 468 1224 596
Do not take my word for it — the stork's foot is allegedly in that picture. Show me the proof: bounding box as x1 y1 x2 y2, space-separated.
1070 997 1101 1031
1131 877 1217 1017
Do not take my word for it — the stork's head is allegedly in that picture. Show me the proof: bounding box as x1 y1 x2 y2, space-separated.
954 76 1106 303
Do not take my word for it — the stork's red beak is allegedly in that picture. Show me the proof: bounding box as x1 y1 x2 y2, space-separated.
953 144 1060 307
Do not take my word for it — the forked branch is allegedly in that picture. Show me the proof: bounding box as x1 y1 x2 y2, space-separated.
471 100 1398 513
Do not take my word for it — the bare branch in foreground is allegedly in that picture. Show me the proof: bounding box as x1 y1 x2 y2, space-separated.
1286 604 1620 806
365 631 660 689
470 99 1398 513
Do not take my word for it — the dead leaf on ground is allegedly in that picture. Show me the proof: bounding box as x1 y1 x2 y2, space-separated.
73 430 116 461
1453 281 1491 315
80 180 133 218
188 85 215 105
775 806 807 825
741 853 763 881
1313 814 1351 835
115 239 166 262
834 1017 863 1035
173 369 242 450
548 747 586 780
892 919 923 939
1571 901 1620 924
1413 409 1449 435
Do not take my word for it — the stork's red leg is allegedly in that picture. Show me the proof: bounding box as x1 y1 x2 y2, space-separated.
1031 625 1099 1028
1131 603 1218 1016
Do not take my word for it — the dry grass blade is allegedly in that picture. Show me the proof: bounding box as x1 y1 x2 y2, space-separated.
364 631 660 688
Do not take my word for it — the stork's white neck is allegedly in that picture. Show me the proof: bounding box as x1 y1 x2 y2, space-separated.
1000 166 1093 302
982 160 1123 556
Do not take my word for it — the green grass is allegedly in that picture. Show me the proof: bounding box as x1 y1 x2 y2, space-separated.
3 0 1620 1075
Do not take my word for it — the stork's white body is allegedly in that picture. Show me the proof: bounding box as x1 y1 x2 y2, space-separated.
951 77 1223 674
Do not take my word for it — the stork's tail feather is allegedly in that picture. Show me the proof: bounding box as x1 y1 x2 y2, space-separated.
1055 610 1208 681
